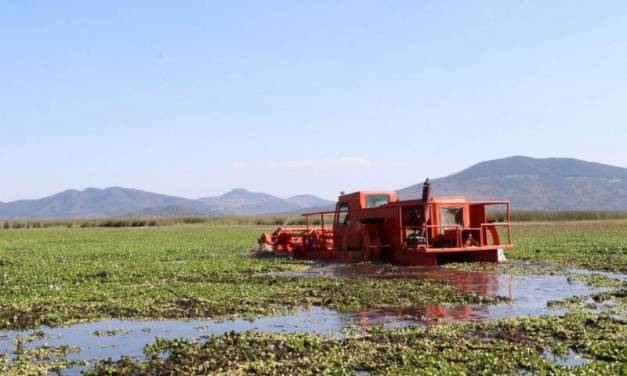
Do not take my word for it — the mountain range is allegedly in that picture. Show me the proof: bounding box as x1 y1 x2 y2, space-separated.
0 188 334 219
398 156 627 210
196 189 331 216
2 156 627 219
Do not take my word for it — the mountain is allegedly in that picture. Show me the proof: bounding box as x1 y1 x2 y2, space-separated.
128 205 209 217
0 187 334 219
286 194 333 209
4 156 626 218
197 189 334 215
0 187 206 219
397 156 627 210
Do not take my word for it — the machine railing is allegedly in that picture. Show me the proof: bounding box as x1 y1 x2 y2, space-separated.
402 222 513 250
426 224 462 248
480 222 512 247
303 211 336 232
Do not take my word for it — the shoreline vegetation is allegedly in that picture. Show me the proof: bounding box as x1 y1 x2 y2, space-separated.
2 210 627 229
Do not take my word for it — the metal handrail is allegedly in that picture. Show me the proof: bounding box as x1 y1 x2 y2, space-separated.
421 222 512 249
426 224 462 248
480 222 512 246
303 211 335 231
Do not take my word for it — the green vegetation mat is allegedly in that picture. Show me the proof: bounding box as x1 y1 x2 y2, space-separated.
1 220 626 375
512 221 627 272
0 226 502 330
0 221 625 329
82 311 626 375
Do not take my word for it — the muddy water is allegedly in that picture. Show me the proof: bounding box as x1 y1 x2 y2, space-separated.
0 264 623 375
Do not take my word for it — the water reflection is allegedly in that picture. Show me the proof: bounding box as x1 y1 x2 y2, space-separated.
314 263 513 296
279 263 610 327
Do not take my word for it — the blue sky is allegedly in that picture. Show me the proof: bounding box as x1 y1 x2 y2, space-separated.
1 1 626 202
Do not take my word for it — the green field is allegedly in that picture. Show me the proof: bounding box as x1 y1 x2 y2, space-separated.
1 221 626 375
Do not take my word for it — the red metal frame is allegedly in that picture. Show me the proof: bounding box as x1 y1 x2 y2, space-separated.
259 189 514 266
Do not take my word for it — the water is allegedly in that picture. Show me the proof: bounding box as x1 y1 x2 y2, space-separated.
0 263 622 375
542 348 590 367
276 263 610 323
0 307 348 363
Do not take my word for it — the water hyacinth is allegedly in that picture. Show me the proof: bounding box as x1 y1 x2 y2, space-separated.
0 222 625 374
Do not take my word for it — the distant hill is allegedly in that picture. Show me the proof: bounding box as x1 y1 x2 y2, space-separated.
4 156 627 219
397 156 627 210
285 194 333 209
197 189 334 215
129 205 209 217
0 187 333 219
0 187 205 219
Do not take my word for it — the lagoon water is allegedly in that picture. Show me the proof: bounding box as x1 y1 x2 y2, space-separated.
1 263 623 375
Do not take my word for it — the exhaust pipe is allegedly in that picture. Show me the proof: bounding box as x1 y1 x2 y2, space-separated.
421 178 431 203
422 178 431 223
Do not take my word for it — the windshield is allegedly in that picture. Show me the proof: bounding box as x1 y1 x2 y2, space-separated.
366 195 390 208
440 207 464 227
336 203 349 225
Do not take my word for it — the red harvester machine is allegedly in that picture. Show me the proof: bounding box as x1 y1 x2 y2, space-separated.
258 180 513 266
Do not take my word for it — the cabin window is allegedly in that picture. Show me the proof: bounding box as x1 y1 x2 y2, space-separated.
336 203 349 225
366 194 390 208
440 207 464 228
